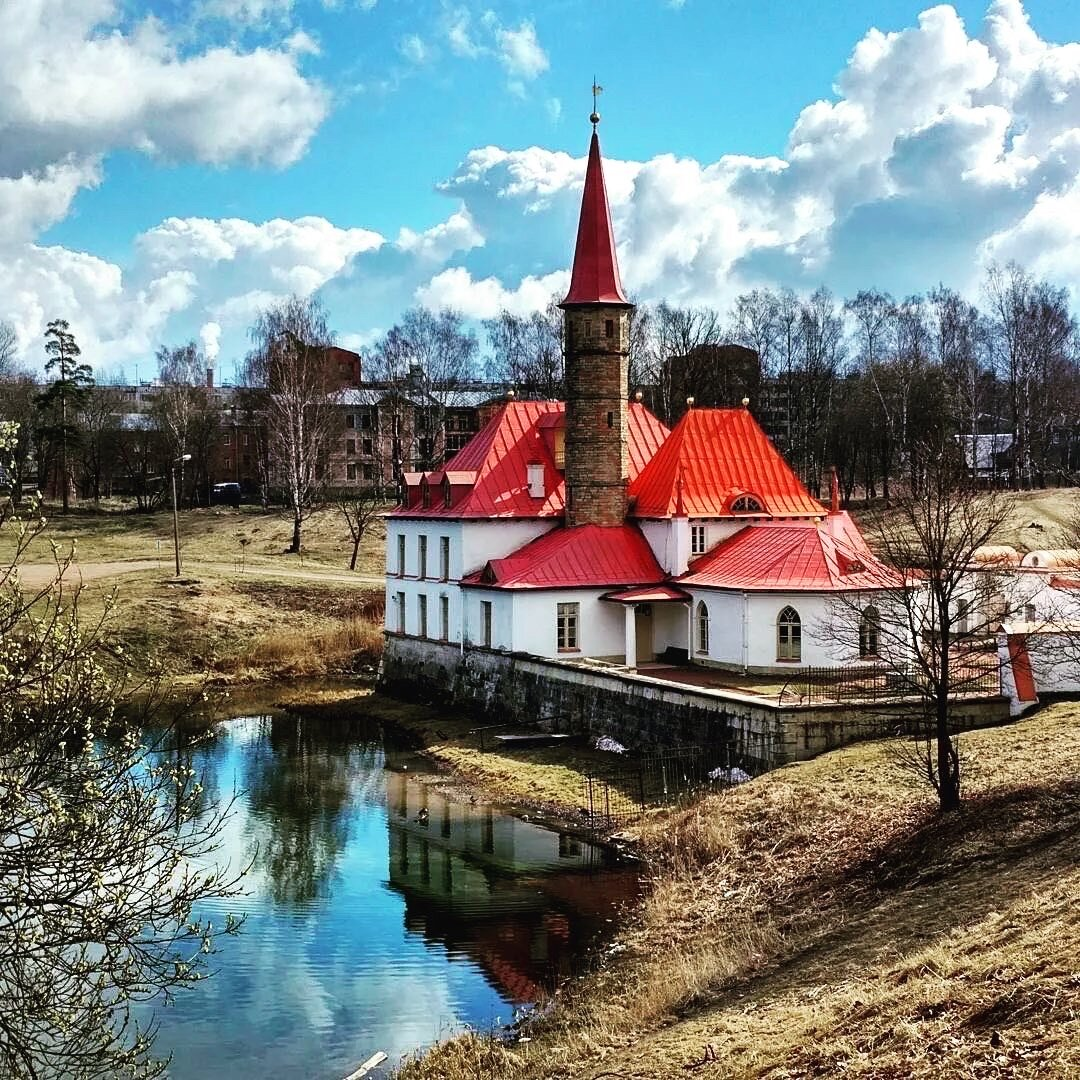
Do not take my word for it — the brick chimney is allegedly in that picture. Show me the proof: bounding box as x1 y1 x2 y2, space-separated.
559 114 632 527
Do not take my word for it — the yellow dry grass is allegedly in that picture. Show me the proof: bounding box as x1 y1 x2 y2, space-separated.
397 702 1080 1080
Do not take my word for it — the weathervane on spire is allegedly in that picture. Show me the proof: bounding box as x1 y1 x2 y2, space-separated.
590 78 603 128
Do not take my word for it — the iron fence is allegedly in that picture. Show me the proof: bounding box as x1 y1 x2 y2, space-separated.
581 745 739 829
778 660 1001 705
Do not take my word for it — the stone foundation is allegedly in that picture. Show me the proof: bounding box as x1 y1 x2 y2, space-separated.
380 635 1012 773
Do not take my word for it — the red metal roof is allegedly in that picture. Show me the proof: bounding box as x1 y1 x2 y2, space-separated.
630 407 825 519
462 524 664 590
680 512 903 592
392 399 668 519
560 132 630 307
602 584 692 603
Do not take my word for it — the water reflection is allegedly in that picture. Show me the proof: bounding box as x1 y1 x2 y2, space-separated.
144 707 638 1080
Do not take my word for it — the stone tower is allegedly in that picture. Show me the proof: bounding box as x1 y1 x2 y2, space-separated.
559 116 633 527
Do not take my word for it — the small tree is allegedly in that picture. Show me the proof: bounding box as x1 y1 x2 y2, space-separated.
835 444 1012 811
36 320 94 512
240 297 340 553
334 486 385 572
0 437 244 1076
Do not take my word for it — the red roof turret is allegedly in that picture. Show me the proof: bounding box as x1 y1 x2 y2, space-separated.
560 130 630 307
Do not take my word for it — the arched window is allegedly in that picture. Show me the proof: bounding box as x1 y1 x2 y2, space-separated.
859 604 880 658
696 601 710 654
777 606 801 662
731 494 764 513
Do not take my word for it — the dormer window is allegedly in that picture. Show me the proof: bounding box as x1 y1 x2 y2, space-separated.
731 495 764 514
421 477 431 509
443 476 451 508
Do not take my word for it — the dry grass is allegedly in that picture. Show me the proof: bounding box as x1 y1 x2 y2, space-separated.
397 702 1080 1079
0 503 388 576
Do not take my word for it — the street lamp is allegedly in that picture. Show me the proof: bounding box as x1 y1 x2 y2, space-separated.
171 453 192 577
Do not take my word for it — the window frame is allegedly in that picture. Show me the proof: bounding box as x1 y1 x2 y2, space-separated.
696 600 710 655
480 600 493 648
859 604 880 658
777 605 802 662
440 594 449 641
418 535 428 580
691 524 707 556
417 593 428 639
439 536 450 580
395 591 406 634
557 601 580 652
396 534 406 577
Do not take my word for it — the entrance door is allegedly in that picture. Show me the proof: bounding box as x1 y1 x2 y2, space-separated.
635 605 653 664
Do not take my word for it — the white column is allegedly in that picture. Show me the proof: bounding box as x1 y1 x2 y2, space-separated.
624 605 637 668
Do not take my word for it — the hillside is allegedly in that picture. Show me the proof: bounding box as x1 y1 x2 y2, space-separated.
398 702 1080 1079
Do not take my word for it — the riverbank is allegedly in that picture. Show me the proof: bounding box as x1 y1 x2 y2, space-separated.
387 699 1080 1080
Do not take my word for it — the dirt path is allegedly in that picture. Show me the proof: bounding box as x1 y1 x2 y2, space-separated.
4 559 385 589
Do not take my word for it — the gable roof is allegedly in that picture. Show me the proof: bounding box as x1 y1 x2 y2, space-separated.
392 399 668 519
463 524 664 590
629 406 825 519
560 131 630 307
680 512 902 592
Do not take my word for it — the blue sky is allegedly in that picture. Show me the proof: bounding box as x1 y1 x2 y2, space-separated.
3 1 1080 378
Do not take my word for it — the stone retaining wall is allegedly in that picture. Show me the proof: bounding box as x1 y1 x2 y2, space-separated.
380 635 1012 772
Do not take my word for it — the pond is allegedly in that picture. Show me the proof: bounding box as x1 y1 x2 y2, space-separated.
140 707 638 1079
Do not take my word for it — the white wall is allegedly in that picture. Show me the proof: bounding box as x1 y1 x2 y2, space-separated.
685 589 882 669
460 520 555 576
509 590 627 659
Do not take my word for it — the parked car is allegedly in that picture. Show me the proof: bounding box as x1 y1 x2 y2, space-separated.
211 482 242 507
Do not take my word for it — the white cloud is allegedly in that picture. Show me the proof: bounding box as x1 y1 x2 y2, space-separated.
445 8 482 58
415 267 567 318
399 34 431 66
200 321 222 362
495 20 549 81
0 1 327 176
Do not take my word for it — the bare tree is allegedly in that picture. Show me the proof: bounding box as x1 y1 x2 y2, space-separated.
0 320 16 377
0 484 244 1077
240 296 340 553
844 443 1013 811
334 487 385 572
483 300 564 399
0 370 39 504
153 343 219 506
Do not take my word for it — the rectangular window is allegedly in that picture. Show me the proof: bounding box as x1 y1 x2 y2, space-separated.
223 433 232 446
397 534 406 576
224 456 231 470
605 318 614 337
360 412 372 430
557 602 579 651
395 591 406 633
1025 603 1037 624
346 414 355 428
418 535 428 579
440 595 449 641
362 437 373 456
346 463 357 481
347 439 356 456
418 594 428 638
362 464 375 481
440 536 450 580
691 524 707 556
481 601 492 647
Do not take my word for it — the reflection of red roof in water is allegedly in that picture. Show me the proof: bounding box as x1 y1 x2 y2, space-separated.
630 407 826 519
682 512 903 592
393 400 668 519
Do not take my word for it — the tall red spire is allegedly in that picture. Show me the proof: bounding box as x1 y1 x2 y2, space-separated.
561 130 630 307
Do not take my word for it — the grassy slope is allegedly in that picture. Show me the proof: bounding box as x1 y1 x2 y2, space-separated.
398 703 1080 1079
1 504 388 680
